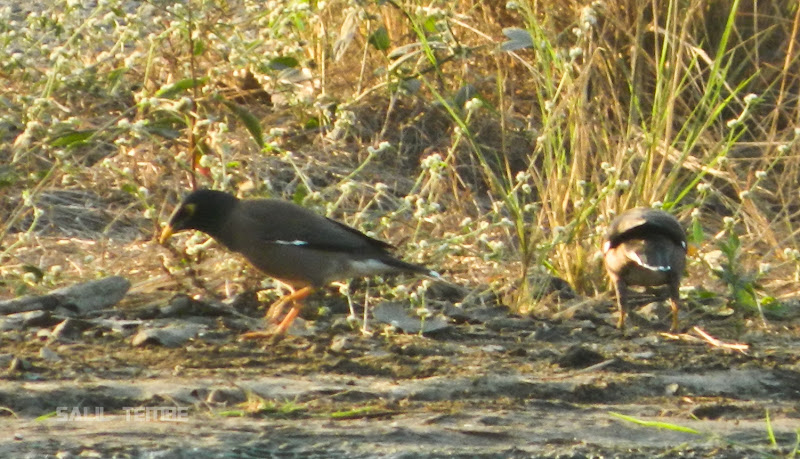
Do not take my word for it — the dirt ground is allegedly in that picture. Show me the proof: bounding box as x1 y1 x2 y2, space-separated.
2 273 799 458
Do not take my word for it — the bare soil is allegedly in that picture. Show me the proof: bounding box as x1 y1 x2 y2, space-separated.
2 284 799 458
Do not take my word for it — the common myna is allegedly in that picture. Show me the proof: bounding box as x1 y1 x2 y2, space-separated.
159 189 438 338
602 207 687 331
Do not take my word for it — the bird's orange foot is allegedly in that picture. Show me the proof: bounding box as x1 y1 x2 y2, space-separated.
239 302 302 343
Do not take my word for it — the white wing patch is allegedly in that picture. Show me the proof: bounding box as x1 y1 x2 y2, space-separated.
628 251 671 272
273 239 309 246
426 270 443 280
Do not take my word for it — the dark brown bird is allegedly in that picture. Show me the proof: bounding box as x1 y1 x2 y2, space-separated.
602 207 687 331
159 189 438 338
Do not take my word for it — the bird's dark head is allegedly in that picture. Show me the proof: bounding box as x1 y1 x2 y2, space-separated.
159 189 239 244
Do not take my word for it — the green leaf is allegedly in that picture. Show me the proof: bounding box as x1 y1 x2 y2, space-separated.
107 67 127 85
145 115 185 139
155 77 209 99
690 218 704 244
368 26 391 51
695 289 718 299
765 410 777 446
193 39 206 56
223 101 264 149
49 130 94 148
269 56 299 71
423 16 437 33
34 411 57 422
121 183 138 194
610 412 701 435
292 184 309 205
734 286 758 310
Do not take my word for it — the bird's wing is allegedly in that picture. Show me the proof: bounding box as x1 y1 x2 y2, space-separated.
238 199 394 254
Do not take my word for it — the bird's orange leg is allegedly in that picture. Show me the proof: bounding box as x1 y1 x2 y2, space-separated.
667 280 681 332
265 289 294 324
614 279 628 330
240 286 314 341
273 303 302 336
669 296 680 332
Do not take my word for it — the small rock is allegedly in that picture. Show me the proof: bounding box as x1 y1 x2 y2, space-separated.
665 383 681 396
39 347 61 362
0 354 14 367
330 336 352 352
206 388 246 405
131 324 204 347
425 282 469 302
478 415 510 426
160 294 228 317
631 351 655 360
529 323 564 342
479 344 505 353
441 303 472 323
0 310 57 331
286 317 316 337
0 294 60 315
99 318 142 336
568 320 598 337
22 310 58 328
51 318 94 341
50 275 131 314
555 345 605 369
572 320 597 330
124 305 160 320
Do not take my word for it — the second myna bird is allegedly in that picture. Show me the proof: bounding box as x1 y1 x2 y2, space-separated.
602 207 687 331
160 189 438 337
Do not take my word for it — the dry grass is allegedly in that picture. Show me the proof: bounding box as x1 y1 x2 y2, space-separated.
2 0 800 323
